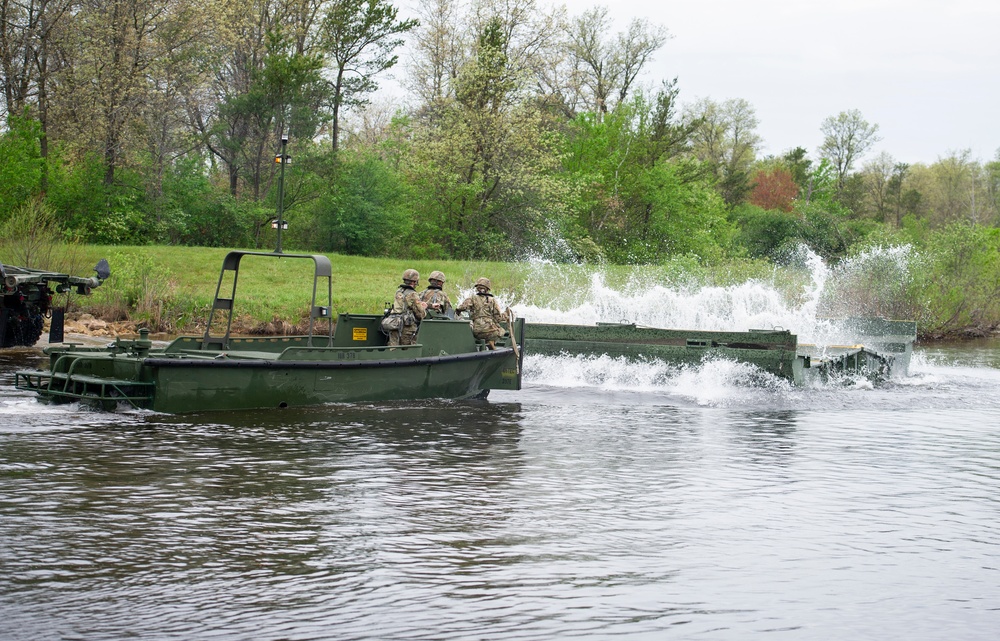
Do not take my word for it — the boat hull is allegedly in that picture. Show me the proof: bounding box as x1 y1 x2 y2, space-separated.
143 350 516 412
15 251 526 413
15 314 525 413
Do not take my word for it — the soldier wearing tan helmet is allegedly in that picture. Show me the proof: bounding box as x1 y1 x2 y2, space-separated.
456 276 507 349
419 270 454 318
380 268 427 346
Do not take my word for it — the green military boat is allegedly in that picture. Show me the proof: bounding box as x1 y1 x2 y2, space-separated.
522 316 916 385
15 251 524 413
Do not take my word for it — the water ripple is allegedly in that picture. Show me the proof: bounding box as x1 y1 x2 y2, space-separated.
3 359 1000 639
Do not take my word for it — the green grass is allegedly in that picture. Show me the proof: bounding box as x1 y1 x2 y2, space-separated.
60 245 803 334
72 246 548 331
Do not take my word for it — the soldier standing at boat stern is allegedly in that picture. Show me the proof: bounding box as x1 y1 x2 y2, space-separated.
420 270 454 318
382 269 427 346
456 277 507 349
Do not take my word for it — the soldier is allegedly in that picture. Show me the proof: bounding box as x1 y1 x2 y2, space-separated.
419 270 454 318
456 277 507 349
381 268 427 346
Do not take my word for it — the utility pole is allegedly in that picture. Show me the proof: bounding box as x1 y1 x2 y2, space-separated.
273 134 291 253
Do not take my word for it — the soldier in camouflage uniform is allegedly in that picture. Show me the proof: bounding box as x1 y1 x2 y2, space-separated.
382 268 427 346
419 270 454 318
456 277 506 349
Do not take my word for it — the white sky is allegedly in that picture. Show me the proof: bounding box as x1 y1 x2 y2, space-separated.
608 0 1000 165
389 0 1000 166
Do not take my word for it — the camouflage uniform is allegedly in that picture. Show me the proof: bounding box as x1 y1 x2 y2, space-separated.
385 283 426 346
420 285 453 318
456 278 506 346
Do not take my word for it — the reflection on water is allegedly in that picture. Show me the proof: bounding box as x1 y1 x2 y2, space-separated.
3 348 1000 640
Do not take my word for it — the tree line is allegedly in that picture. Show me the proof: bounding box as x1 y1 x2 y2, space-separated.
2 0 1000 271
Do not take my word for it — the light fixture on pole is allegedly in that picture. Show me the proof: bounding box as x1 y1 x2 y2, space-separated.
273 133 291 253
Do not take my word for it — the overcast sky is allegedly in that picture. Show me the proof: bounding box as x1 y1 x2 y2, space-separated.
559 0 1000 165
390 0 1000 166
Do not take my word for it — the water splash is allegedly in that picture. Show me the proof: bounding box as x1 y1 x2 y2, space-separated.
505 245 938 406
507 245 905 344
817 244 917 321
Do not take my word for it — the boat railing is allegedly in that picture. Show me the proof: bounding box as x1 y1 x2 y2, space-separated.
201 251 334 350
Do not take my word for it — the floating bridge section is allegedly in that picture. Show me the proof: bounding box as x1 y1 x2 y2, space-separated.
522 318 917 385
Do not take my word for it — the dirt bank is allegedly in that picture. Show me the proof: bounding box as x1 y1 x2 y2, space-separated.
41 313 314 343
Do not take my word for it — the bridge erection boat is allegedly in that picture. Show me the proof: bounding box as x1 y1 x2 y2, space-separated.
15 251 524 413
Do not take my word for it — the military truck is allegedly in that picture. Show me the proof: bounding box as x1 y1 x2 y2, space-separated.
0 259 110 347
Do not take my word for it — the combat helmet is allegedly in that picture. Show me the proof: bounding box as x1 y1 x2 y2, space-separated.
402 268 419 282
474 277 491 290
428 270 446 283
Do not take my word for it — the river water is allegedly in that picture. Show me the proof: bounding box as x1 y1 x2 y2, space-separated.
3 262 1000 640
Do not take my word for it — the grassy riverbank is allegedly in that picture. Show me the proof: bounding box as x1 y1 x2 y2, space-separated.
60 245 792 335
33 243 1000 341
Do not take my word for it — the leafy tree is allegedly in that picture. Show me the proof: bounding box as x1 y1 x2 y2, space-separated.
885 162 918 228
405 15 568 260
311 152 412 255
53 0 201 188
931 149 982 224
862 151 897 222
732 204 802 260
748 167 798 212
206 28 325 200
782 146 811 193
686 97 761 207
912 223 1000 335
154 153 259 247
837 173 867 217
468 0 564 86
407 0 564 114
0 116 43 215
645 78 697 163
319 0 417 152
0 0 74 192
985 148 1000 225
735 160 877 262
562 96 730 263
819 109 881 194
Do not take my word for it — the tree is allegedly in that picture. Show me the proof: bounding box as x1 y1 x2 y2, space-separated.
205 28 325 200
819 109 881 194
0 117 43 214
406 14 568 259
887 161 914 228
318 0 417 152
782 146 811 194
312 152 411 255
468 0 563 82
562 5 668 119
561 94 730 263
748 167 798 212
644 79 697 163
863 151 895 222
686 97 761 206
930 149 982 224
406 0 465 105
0 0 74 193
985 148 1000 225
